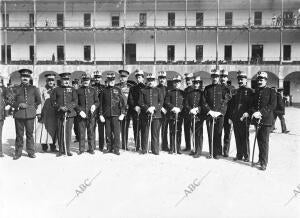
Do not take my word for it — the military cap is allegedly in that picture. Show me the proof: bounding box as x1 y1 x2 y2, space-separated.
93 70 102 78
220 69 228 76
81 74 91 81
193 75 201 82
45 73 56 80
211 69 220 76
118 70 130 77
146 73 156 80
158 71 167 78
135 69 144 77
257 71 268 79
184 73 193 79
172 75 182 82
59 72 71 80
236 70 247 79
72 79 79 84
106 72 116 80
19 69 33 77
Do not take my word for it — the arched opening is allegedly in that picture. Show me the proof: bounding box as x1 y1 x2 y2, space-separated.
251 71 279 90
193 71 211 88
9 71 21 86
38 71 59 88
284 71 300 104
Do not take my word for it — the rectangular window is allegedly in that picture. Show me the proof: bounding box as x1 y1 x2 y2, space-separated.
283 45 291 61
225 12 233 26
2 14 9 27
283 11 294 25
29 45 34 61
139 13 147 27
254 11 262 25
84 45 91 61
196 45 203 61
57 45 64 61
57 13 64 27
84 13 91 27
168 12 175 27
111 14 120 27
251 44 263 63
196 12 203 26
1 45 11 62
167 45 175 62
224 45 232 61
29 13 34 27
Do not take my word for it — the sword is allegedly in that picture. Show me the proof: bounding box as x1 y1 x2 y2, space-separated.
251 118 261 167
210 117 215 158
147 114 153 153
136 112 140 151
174 113 178 154
63 112 67 155
192 115 195 154
39 122 44 145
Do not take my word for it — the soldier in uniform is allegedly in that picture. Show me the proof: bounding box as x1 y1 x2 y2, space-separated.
116 70 131 150
272 88 289 134
128 70 146 151
51 73 78 156
203 69 231 159
182 73 194 151
228 71 253 162
220 69 235 157
72 79 80 143
156 71 169 151
11 69 42 159
39 73 58 152
164 76 184 154
99 72 126 155
92 71 106 151
183 76 205 158
139 73 163 155
75 74 99 154
250 71 277 171
0 76 11 157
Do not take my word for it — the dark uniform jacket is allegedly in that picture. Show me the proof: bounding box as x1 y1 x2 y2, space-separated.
183 89 205 121
0 86 10 120
224 84 235 119
75 86 99 116
203 83 231 116
50 86 78 118
128 83 146 115
92 83 105 117
116 82 131 114
12 84 42 119
99 86 126 117
182 85 194 116
138 86 163 119
250 86 277 126
274 92 285 115
229 86 253 122
164 88 185 119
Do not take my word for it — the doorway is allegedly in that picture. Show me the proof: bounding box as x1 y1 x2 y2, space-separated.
123 43 136 64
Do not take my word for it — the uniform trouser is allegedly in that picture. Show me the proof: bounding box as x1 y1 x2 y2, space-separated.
257 126 271 166
57 117 74 153
223 116 233 155
169 117 183 153
14 118 35 156
184 115 191 150
206 116 224 157
0 120 4 154
194 119 204 155
233 119 250 159
105 116 121 152
95 119 105 150
120 115 130 149
160 115 169 151
141 118 161 154
73 116 80 141
272 114 287 132
132 114 142 150
78 117 96 152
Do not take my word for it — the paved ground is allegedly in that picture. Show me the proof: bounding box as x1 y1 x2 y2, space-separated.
0 107 299 218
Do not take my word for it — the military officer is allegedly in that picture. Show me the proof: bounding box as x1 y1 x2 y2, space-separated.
92 71 106 151
203 69 231 159
75 74 99 154
11 69 42 159
250 71 277 171
39 73 58 152
156 71 169 151
116 70 131 150
0 76 11 157
182 73 194 151
139 73 163 155
164 75 184 154
220 69 235 157
183 76 205 158
99 72 126 155
228 71 253 162
51 73 78 156
72 79 80 143
272 88 289 134
128 69 146 151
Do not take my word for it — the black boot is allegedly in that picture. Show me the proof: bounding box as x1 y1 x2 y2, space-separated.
41 144 48 152
50 144 58 152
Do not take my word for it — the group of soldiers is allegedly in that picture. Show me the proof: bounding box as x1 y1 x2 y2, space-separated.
0 67 282 171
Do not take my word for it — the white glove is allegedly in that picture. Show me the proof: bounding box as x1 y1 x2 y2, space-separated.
161 107 167 114
190 108 198 115
90 105 96 113
5 105 11 110
79 111 87 118
252 111 262 119
215 112 222 117
171 107 180 114
100 115 105 123
147 106 155 114
135 106 141 114
228 119 233 125
119 114 125 121
208 110 216 118
240 112 249 121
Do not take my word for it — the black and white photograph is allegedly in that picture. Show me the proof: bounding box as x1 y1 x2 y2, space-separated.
0 0 299 217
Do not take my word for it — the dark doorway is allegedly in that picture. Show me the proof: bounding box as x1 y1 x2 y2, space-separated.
196 45 203 62
252 44 263 63
84 13 91 27
283 80 290 96
84 45 91 61
1 45 11 63
123 44 136 64
29 13 34 27
283 45 291 61
224 45 232 61
57 13 64 27
57 45 64 61
29 45 34 62
168 12 175 27
167 45 175 62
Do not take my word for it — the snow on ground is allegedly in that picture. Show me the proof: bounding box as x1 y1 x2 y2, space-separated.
0 107 299 218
